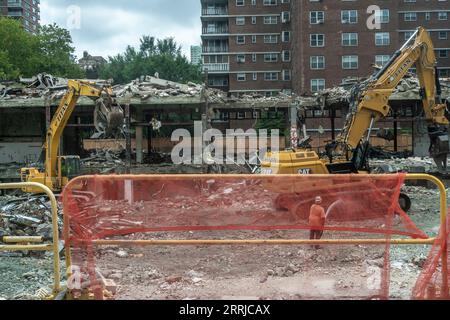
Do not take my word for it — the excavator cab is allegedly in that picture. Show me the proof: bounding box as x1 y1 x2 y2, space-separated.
59 156 81 180
21 155 81 193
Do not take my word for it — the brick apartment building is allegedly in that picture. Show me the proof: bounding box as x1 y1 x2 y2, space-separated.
0 0 40 33
201 0 293 96
201 0 450 96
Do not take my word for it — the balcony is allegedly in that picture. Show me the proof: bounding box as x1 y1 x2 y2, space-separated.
203 63 230 73
202 46 229 53
202 26 229 35
202 7 228 16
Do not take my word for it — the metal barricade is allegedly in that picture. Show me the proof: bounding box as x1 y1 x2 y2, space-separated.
62 173 448 299
0 182 61 297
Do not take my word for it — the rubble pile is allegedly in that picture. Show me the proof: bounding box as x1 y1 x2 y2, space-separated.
81 150 126 172
0 73 110 101
0 195 62 241
114 76 204 100
370 156 443 173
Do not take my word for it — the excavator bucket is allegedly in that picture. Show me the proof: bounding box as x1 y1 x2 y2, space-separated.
93 97 125 139
428 125 450 173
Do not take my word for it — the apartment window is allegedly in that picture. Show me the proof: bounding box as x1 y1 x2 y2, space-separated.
252 54 257 62
439 32 448 40
264 16 278 24
310 56 325 70
252 35 257 43
264 35 278 43
264 53 278 62
282 50 291 62
282 70 291 81
236 54 245 63
311 79 325 93
375 32 390 46
236 0 245 6
282 31 291 42
252 16 257 24
282 11 291 23
252 73 257 81
375 55 390 66
236 17 245 25
310 11 324 24
342 33 358 46
237 73 246 81
404 31 415 40
310 34 325 47
264 72 278 81
342 55 358 69
342 10 358 24
404 12 417 21
439 50 448 59
263 0 277 5
236 36 245 44
375 9 390 24
438 12 448 20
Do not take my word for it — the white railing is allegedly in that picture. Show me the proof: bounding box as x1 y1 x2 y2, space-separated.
202 27 229 34
203 63 230 72
202 8 228 16
202 47 229 53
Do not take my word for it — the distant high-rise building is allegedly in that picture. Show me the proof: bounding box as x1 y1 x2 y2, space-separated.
0 0 41 33
190 45 202 65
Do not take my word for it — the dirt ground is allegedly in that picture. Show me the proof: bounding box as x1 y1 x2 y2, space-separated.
0 183 443 300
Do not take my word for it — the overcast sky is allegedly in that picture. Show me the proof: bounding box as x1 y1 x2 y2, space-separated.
40 0 202 61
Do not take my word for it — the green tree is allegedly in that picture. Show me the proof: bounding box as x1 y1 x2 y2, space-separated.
99 36 202 84
35 24 84 78
0 18 37 79
0 18 84 80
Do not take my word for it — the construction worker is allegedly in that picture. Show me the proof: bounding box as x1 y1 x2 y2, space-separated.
309 196 327 249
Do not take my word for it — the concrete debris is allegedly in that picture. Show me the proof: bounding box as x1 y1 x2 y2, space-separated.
0 73 110 101
370 156 445 173
114 76 204 100
0 195 62 241
2 74 449 116
116 250 129 258
82 149 125 167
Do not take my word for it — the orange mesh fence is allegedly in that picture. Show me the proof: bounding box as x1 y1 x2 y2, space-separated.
412 215 449 300
61 174 429 299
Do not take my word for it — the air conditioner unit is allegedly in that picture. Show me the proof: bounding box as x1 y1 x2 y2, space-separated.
317 19 324 24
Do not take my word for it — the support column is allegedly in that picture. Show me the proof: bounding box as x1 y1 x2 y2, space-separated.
331 109 336 141
135 108 144 164
125 104 131 173
394 113 398 153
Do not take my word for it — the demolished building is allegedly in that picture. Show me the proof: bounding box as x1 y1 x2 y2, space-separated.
0 73 450 180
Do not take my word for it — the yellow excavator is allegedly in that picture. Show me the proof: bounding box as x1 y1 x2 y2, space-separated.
21 80 124 193
262 27 449 177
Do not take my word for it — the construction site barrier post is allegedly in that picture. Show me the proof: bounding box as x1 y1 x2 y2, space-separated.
0 182 61 296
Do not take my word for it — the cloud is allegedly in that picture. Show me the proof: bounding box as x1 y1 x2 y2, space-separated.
40 0 201 60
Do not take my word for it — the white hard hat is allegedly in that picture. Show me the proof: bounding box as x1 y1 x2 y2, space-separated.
315 196 322 203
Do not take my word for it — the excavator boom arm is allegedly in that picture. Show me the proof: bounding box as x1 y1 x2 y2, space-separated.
44 80 112 181
339 27 448 154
